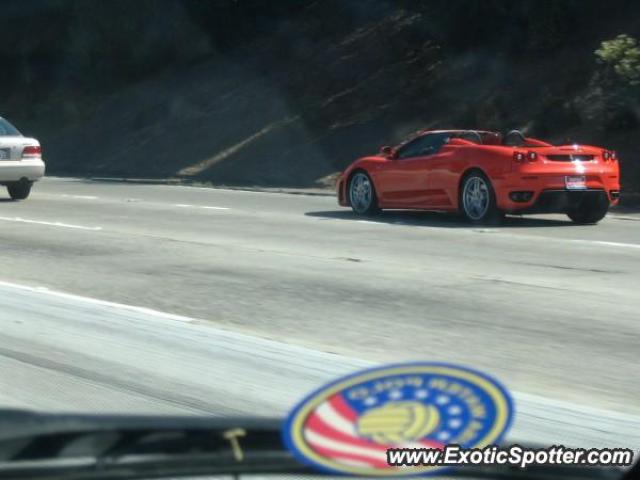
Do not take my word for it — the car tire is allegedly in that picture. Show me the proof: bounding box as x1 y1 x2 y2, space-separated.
348 171 380 216
459 171 502 224
567 194 609 224
7 181 32 200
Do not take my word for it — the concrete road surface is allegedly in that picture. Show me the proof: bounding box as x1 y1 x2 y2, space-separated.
1 177 639 448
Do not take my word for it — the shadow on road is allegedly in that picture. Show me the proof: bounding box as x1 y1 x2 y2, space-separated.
305 210 579 228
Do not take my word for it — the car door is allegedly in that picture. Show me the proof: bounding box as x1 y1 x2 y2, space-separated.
375 133 449 208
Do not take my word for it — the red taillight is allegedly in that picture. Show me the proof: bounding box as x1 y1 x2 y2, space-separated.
513 151 525 163
514 151 536 163
22 145 41 158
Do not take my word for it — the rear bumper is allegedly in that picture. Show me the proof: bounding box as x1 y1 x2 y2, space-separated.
0 159 45 183
495 170 620 213
511 189 610 214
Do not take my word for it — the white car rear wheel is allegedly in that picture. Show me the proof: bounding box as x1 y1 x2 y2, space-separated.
7 181 32 200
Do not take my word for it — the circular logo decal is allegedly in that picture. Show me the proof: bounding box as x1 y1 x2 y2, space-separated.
282 363 514 476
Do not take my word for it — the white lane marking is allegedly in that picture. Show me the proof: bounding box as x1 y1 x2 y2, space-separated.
0 278 639 427
173 204 230 210
0 280 191 323
355 220 387 225
572 240 640 249
164 183 333 197
351 220 640 249
610 215 640 222
49 176 329 197
317 217 640 250
437 225 640 250
0 216 102 231
499 232 640 250
59 194 99 200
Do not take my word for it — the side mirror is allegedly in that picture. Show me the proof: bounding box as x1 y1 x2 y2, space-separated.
380 146 396 159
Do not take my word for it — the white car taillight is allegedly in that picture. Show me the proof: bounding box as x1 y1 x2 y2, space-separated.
22 145 42 159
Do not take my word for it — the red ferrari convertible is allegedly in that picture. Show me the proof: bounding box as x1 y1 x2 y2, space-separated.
336 130 620 224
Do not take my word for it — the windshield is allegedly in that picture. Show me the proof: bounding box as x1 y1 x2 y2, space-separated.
0 1 637 479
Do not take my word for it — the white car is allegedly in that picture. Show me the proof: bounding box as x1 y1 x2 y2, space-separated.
0 116 45 200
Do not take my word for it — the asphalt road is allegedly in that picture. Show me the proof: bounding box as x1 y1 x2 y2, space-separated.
1 177 639 448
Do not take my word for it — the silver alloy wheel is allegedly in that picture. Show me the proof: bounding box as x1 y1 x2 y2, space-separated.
462 175 490 220
349 172 373 213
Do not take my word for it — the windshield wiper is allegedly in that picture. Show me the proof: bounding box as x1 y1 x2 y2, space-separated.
0 410 633 480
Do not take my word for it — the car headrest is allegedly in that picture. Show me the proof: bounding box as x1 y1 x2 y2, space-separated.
503 130 526 147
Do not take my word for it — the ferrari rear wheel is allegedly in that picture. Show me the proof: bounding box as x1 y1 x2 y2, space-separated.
349 171 379 215
460 172 502 224
566 194 609 224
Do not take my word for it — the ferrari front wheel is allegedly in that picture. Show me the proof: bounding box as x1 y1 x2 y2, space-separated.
349 171 379 215
460 172 502 224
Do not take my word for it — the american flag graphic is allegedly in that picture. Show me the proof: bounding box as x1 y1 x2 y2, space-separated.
284 365 510 475
300 386 472 470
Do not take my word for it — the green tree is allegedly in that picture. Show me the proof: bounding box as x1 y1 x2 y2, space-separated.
595 34 640 86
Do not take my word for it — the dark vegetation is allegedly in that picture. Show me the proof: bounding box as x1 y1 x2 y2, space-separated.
2 0 640 189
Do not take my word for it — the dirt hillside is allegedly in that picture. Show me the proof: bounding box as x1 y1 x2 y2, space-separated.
3 1 640 189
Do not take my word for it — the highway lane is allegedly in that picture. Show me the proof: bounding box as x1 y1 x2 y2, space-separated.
0 177 639 440
1 280 639 449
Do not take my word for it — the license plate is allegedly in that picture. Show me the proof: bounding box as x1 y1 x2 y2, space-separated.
0 149 9 160
565 175 586 190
